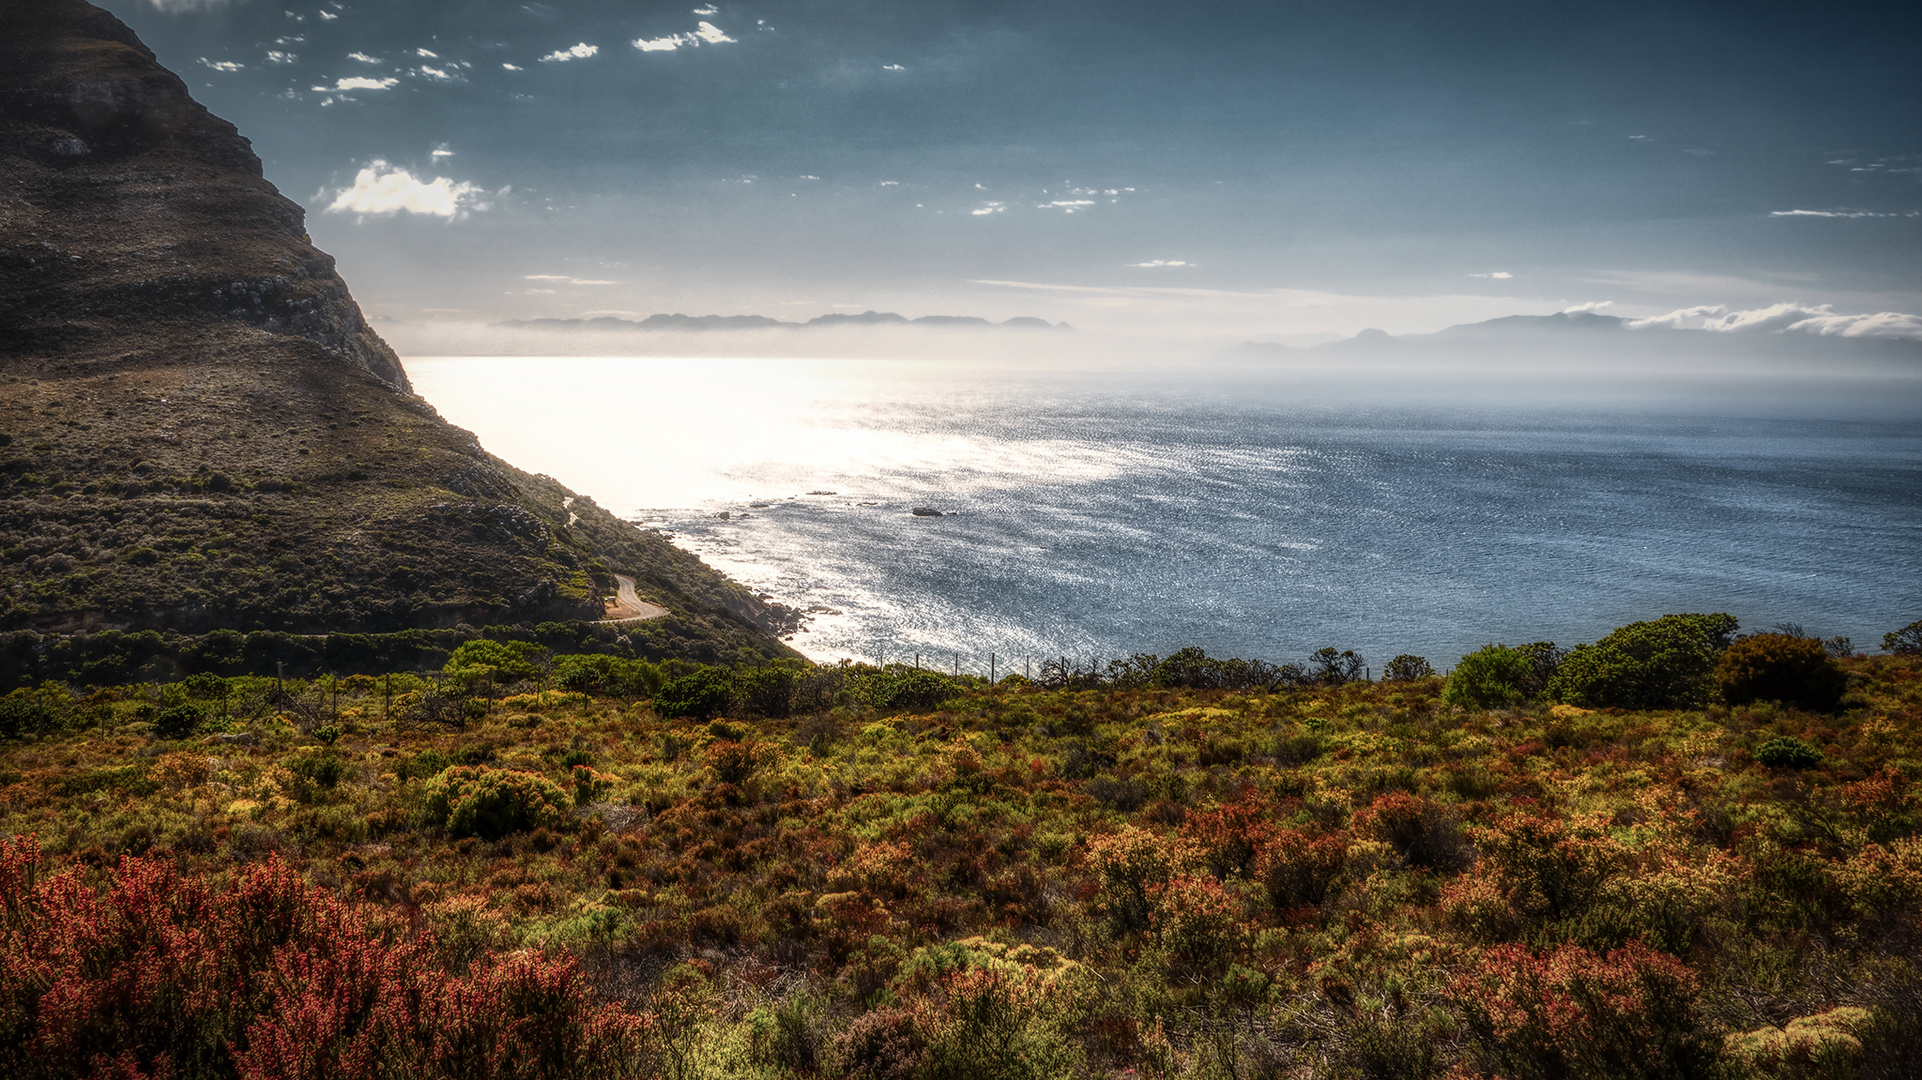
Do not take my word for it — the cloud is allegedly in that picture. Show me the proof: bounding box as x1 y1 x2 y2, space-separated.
432 145 455 158
882 63 905 71
1629 302 1922 339
348 51 381 63
634 35 686 51
525 274 619 285
312 76 399 91
264 50 296 64
635 20 736 52
540 43 599 62
693 21 734 43
417 48 438 58
971 202 1005 215
1562 300 1613 313
418 65 455 80
326 160 483 217
198 58 244 72
1129 260 1192 268
1469 271 1513 279
145 0 231 10
502 63 522 70
1770 208 1891 218
692 5 718 13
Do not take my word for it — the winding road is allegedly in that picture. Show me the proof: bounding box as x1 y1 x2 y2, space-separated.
599 574 670 623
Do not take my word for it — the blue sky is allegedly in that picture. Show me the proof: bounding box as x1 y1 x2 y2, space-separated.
107 0 1922 342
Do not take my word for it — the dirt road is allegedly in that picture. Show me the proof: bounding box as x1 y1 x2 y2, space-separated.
600 574 670 623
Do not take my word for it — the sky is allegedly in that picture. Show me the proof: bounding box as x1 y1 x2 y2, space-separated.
105 0 1922 345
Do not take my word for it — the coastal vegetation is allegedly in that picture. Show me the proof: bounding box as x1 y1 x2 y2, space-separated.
4 616 1919 1079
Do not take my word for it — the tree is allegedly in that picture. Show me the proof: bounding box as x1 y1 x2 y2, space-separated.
1884 619 1922 655
1549 614 1738 709
1715 633 1847 712
1382 654 1435 681
1443 645 1539 710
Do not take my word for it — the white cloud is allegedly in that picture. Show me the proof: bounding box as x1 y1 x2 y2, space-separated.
634 34 686 51
540 43 599 62
880 180 899 186
1469 271 1513 279
348 51 381 63
312 76 399 91
525 274 619 286
326 160 483 217
1629 302 1922 339
264 50 296 64
693 5 718 13
317 9 337 20
882 63 905 71
1561 300 1613 313
417 47 438 58
146 0 231 10
502 63 522 70
693 21 735 44
1770 208 1885 218
971 202 1005 215
418 65 454 80
431 145 454 158
1129 260 1192 268
198 58 244 72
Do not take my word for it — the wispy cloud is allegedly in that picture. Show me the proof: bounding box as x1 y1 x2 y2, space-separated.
692 5 718 14
882 63 906 71
312 75 399 91
146 0 232 10
264 50 296 64
198 58 244 72
1129 260 1192 268
432 145 455 158
1562 300 1613 313
1469 271 1513 279
326 161 484 217
637 21 736 51
347 51 381 63
540 43 599 62
525 274 619 286
971 202 1005 216
1770 208 1890 219
416 48 438 59
418 65 457 80
1630 302 1922 339
502 63 522 71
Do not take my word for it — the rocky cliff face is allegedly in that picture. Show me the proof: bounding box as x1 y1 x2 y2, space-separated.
0 0 797 662
0 0 406 389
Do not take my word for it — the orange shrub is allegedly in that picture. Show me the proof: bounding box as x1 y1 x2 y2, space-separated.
1715 633 1846 712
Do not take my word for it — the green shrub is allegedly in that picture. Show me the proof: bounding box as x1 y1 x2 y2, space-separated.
397 748 451 782
443 639 548 684
1549 614 1738 709
1443 645 1540 710
553 654 661 697
1754 736 1824 770
1883 620 1922 655
288 750 349 790
422 765 571 839
1383 654 1435 681
1715 633 1847 711
154 703 204 740
734 664 800 718
872 670 961 713
653 667 733 720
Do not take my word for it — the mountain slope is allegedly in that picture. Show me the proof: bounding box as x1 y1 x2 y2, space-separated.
0 0 796 662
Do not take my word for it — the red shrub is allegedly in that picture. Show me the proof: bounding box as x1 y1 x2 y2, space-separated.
1254 828 1349 910
0 834 641 1080
1451 940 1718 1080
1352 793 1469 873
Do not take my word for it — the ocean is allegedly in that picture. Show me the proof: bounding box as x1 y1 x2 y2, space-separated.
404 355 1922 673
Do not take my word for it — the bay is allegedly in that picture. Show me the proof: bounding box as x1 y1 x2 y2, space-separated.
404 355 1922 672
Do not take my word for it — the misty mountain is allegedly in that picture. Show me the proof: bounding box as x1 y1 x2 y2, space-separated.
497 311 1074 331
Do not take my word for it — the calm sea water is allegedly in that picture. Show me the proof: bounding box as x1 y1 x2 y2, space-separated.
405 356 1922 671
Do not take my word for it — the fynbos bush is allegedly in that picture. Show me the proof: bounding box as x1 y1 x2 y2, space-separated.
1716 633 1847 711
421 766 571 839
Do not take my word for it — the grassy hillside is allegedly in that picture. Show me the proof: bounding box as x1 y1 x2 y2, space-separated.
3 641 1918 1079
0 0 797 661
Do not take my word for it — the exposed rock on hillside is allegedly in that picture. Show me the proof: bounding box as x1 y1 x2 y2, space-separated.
0 0 797 663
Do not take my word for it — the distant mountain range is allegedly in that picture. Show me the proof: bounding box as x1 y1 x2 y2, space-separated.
1240 311 1922 363
497 311 1073 331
